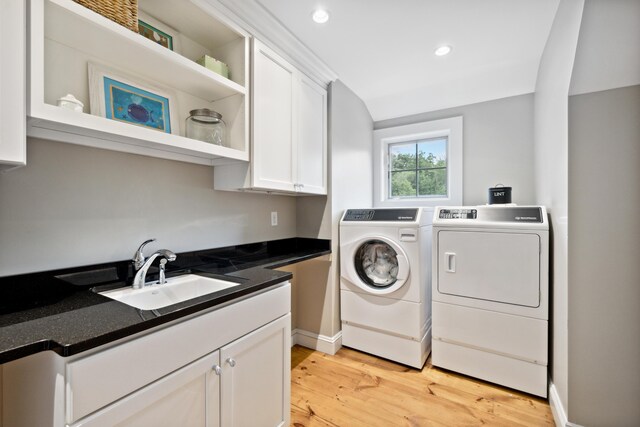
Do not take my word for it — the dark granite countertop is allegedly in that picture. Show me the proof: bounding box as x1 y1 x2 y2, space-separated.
0 238 330 364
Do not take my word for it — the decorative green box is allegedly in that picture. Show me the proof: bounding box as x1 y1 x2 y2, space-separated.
196 55 229 79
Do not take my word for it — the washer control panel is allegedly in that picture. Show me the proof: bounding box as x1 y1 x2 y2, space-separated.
343 209 419 222
343 209 375 221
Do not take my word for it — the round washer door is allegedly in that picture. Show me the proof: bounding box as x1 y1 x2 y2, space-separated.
348 236 410 295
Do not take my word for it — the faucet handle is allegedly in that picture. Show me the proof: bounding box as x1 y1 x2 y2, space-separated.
133 238 156 270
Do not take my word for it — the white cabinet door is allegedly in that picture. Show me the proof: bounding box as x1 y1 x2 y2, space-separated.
71 351 220 427
297 74 327 195
0 0 27 171
252 40 297 192
220 314 291 427
220 38 327 195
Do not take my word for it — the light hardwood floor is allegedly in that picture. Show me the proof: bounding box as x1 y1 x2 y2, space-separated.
291 345 554 427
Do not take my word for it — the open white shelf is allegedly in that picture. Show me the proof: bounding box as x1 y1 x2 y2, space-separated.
29 104 248 165
45 0 245 101
28 0 250 166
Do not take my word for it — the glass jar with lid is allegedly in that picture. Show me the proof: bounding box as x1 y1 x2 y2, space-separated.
185 109 227 146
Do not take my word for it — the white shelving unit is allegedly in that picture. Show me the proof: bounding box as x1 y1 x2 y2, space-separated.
28 0 250 166
0 1 27 171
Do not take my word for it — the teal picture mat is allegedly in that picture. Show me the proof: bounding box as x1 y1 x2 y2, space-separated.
103 77 171 133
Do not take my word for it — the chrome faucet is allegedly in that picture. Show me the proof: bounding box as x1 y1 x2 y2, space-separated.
133 238 156 271
132 239 177 289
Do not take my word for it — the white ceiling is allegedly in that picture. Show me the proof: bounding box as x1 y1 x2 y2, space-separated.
254 0 561 121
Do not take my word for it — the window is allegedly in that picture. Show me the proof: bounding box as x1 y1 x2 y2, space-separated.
388 137 448 199
373 116 462 207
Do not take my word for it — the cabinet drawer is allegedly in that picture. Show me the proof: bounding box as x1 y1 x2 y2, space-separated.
66 282 290 423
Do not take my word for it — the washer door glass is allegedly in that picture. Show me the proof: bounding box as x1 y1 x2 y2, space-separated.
354 240 400 288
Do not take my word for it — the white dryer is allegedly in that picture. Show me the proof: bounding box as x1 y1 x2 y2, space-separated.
340 208 432 368
432 206 549 397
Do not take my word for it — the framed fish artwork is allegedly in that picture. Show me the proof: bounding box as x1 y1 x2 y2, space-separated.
88 63 178 134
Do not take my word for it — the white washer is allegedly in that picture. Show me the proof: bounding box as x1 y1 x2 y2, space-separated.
432 206 549 397
340 208 432 368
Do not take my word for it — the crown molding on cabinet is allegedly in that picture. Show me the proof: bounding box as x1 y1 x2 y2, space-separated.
203 0 338 87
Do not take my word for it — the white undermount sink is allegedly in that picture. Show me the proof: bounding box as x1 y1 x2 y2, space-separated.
99 274 243 310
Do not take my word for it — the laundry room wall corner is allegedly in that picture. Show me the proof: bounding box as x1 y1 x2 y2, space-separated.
329 80 374 340
292 80 373 352
533 0 584 413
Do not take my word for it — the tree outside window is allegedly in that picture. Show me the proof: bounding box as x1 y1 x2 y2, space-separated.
388 137 447 198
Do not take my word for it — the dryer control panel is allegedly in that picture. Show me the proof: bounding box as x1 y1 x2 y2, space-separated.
439 209 477 219
437 207 543 223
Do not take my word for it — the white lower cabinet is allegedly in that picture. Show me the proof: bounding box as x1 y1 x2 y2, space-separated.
74 314 291 427
220 315 290 427
2 282 291 427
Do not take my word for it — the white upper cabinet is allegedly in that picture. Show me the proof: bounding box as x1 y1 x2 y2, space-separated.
214 39 327 195
251 39 297 192
0 0 27 171
297 73 328 195
26 0 250 166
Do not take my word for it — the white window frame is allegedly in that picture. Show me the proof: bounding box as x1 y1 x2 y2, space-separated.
373 116 463 207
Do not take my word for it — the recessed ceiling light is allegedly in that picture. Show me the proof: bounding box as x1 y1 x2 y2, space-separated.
434 45 452 56
312 9 330 24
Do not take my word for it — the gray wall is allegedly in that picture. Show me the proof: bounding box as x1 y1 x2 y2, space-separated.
568 85 640 427
374 93 536 206
532 0 584 412
0 138 297 276
296 196 330 239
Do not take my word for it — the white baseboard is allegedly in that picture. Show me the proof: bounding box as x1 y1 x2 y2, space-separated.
549 381 567 427
292 329 342 355
549 381 583 427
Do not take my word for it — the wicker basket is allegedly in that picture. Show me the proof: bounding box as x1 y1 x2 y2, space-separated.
73 0 138 32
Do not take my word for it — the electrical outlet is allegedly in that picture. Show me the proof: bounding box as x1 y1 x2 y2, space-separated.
271 211 278 226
